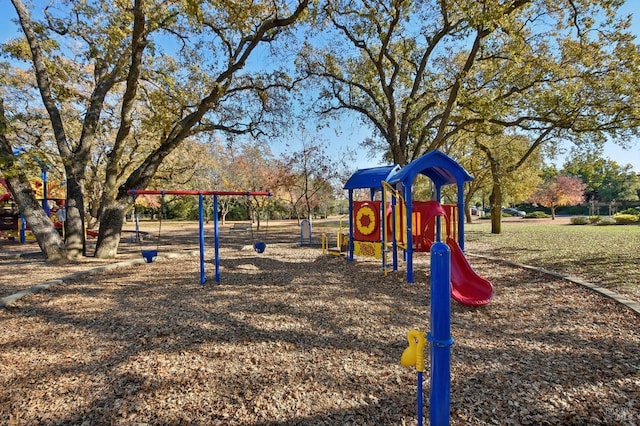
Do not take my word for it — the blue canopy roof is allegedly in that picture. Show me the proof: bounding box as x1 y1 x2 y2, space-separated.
343 165 401 190
387 150 473 188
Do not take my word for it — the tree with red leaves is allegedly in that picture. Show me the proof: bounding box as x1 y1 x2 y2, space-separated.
529 175 587 220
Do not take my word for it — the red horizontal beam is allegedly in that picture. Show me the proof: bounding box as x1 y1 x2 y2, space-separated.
127 189 271 197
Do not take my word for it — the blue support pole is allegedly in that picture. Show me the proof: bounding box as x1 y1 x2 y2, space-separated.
428 241 453 425
435 185 442 243
19 215 26 244
417 370 424 426
41 167 50 216
214 194 221 283
391 188 398 272
198 194 206 285
347 190 354 262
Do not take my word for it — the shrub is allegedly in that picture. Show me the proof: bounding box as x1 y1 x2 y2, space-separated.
525 211 551 219
588 216 601 224
613 214 639 225
618 208 640 216
570 216 589 225
555 205 589 216
597 217 617 226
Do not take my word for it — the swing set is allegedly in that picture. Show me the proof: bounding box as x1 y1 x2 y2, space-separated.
249 213 269 253
134 191 165 263
127 189 271 284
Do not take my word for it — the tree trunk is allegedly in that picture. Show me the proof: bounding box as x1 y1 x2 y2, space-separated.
5 176 68 261
94 196 128 259
489 184 503 234
1 98 67 260
464 192 474 224
63 175 86 258
464 207 472 224
550 205 556 220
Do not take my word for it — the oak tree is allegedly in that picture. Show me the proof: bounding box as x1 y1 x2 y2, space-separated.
0 99 67 259
6 0 310 258
300 0 640 233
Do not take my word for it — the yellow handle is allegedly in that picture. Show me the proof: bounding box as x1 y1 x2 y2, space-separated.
400 330 427 372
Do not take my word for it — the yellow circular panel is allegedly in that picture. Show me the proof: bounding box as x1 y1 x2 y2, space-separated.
356 205 376 235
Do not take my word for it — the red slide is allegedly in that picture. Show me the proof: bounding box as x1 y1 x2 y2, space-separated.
445 237 493 306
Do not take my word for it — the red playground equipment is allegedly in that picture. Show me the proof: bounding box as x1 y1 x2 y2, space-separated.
417 201 493 307
345 150 493 424
343 150 493 307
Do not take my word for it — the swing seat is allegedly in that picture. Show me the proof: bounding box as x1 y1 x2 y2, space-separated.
253 241 266 253
141 249 158 263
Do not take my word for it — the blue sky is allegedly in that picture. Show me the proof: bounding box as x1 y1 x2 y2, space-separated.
308 2 640 172
1 1 638 172
586 1 640 172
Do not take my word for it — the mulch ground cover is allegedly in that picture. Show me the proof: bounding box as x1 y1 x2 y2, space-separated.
0 223 638 424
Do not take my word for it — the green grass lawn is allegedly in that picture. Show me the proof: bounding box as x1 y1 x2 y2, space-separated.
464 219 640 303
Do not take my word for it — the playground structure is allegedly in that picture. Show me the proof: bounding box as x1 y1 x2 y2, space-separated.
320 215 348 256
343 150 493 306
127 189 271 284
344 150 494 425
0 177 66 242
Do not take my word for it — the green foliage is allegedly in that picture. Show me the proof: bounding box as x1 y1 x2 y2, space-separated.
166 197 199 220
555 205 590 216
618 207 640 216
466 220 640 298
226 203 250 221
596 217 617 226
612 213 639 225
570 216 590 225
589 216 601 224
562 149 640 203
525 211 550 219
304 0 640 168
6 0 311 258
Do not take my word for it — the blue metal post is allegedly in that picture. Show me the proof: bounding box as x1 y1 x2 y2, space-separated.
347 190 354 262
435 185 442 243
198 194 206 285
428 241 453 425
41 167 50 216
19 215 26 243
391 188 398 271
214 194 221 283
417 370 424 426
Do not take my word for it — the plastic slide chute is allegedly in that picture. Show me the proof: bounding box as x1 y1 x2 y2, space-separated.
446 237 493 306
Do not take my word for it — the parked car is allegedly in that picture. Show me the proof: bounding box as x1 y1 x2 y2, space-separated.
502 207 526 217
470 206 479 215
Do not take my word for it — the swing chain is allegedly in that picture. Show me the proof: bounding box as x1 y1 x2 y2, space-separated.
156 191 164 251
